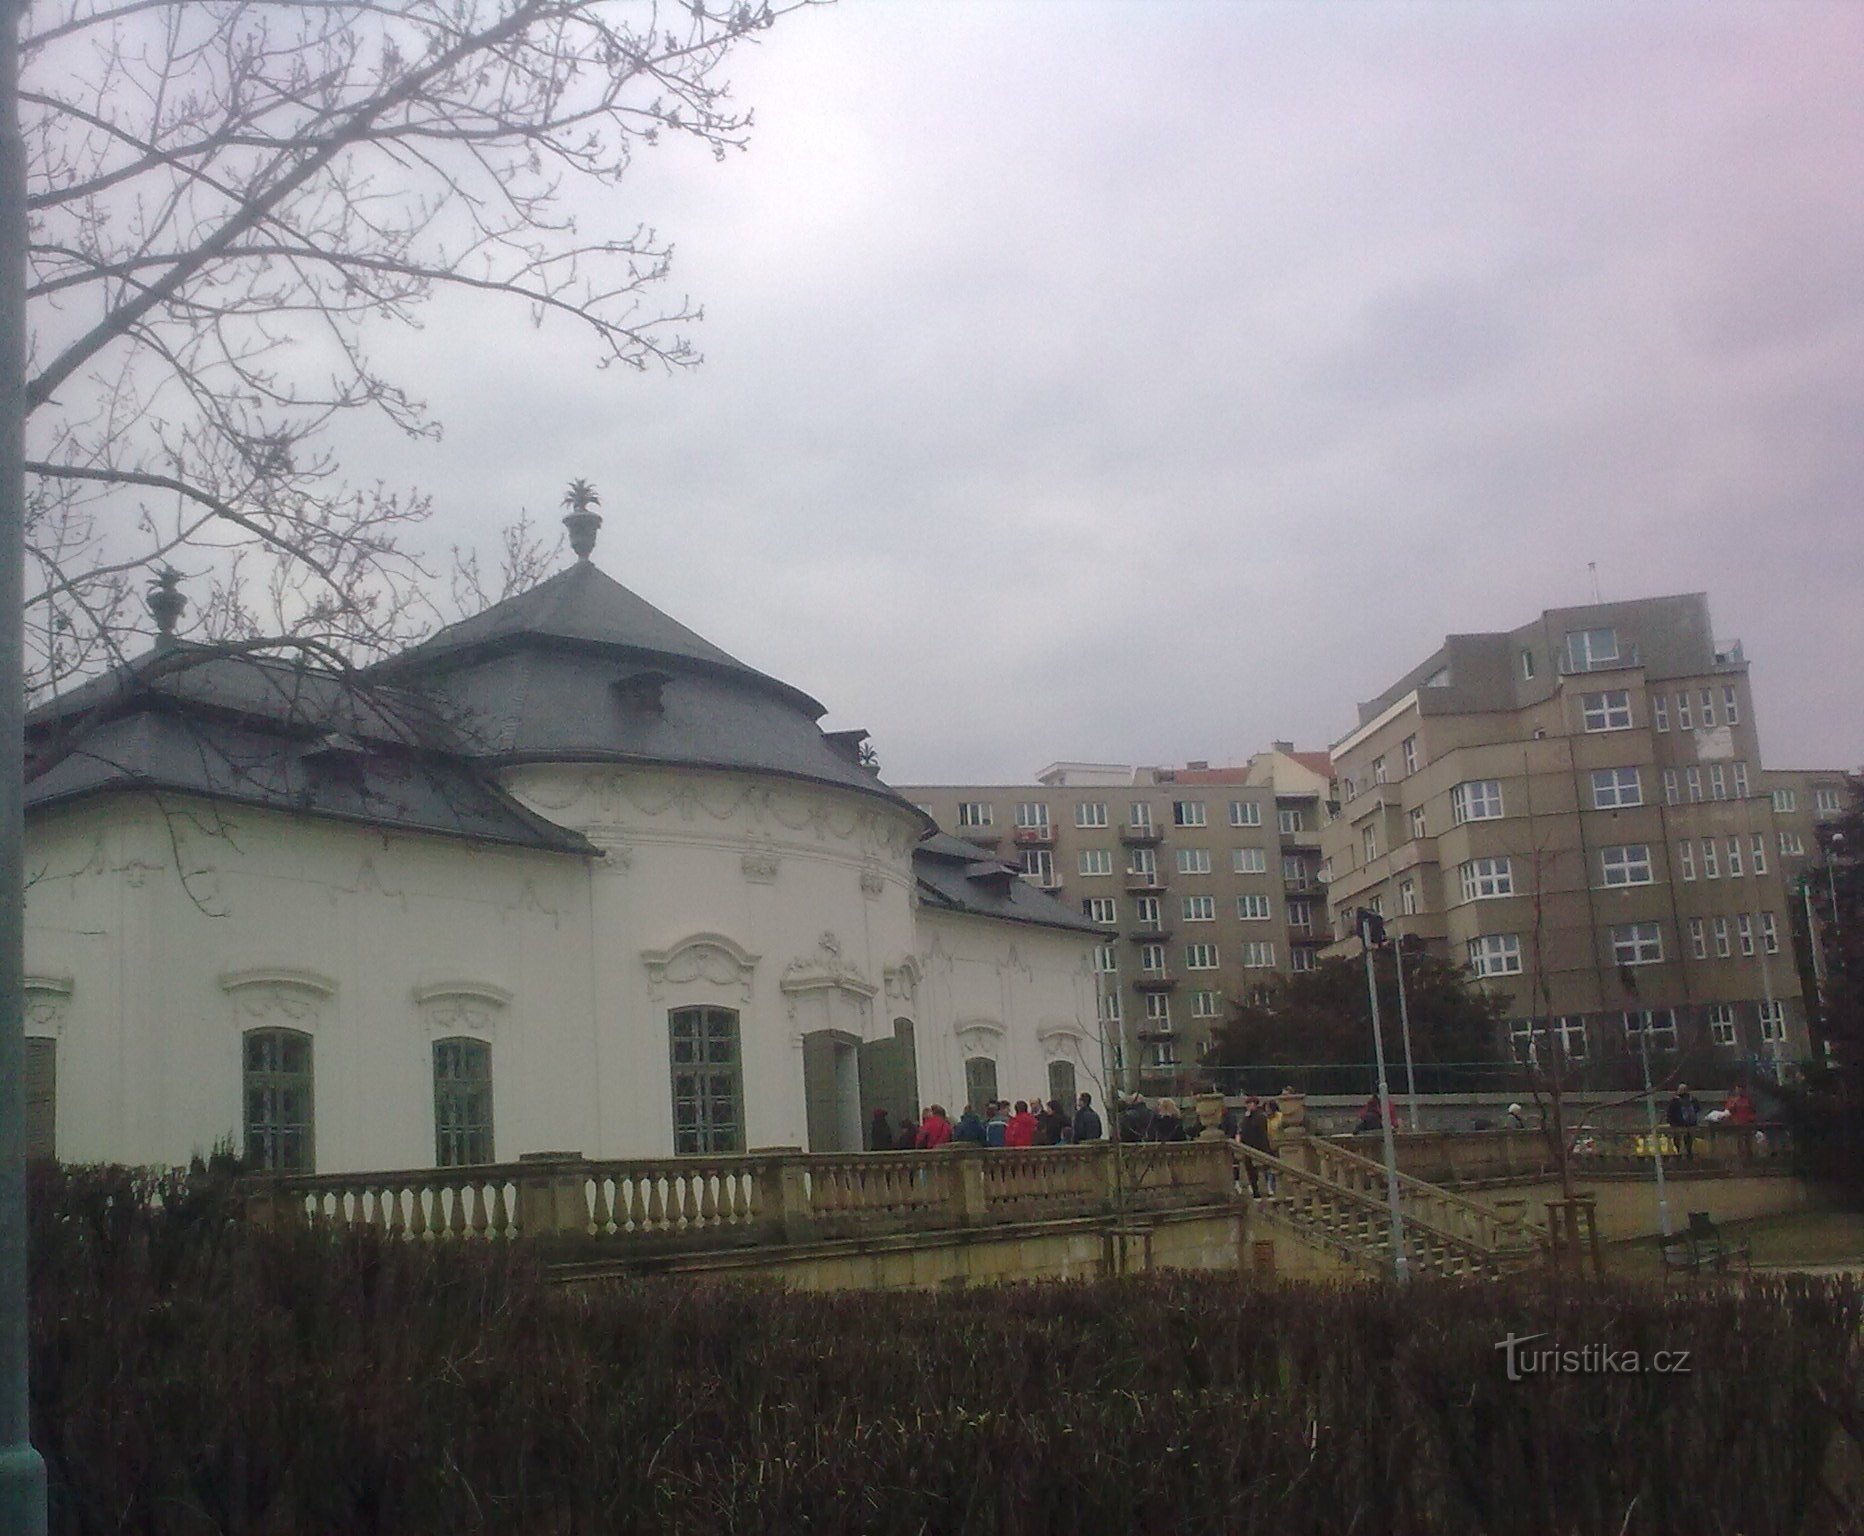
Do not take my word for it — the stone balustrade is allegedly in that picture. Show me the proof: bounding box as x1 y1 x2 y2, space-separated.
1296 1137 1546 1260
244 1141 1239 1251
1328 1120 1792 1186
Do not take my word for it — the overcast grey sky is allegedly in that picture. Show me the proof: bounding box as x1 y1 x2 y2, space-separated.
356 0 1864 781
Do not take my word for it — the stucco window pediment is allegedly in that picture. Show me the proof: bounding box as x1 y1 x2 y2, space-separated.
780 932 878 1003
219 969 336 1029
953 1017 1005 1057
642 933 759 1004
415 982 511 1036
1036 1018 1088 1060
24 975 73 1037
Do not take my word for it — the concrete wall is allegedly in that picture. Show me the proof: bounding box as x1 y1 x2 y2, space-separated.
1458 1172 1813 1243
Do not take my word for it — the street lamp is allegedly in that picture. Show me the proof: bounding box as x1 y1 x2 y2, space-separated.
1356 908 1409 1283
1829 831 1846 946
1391 930 1421 1131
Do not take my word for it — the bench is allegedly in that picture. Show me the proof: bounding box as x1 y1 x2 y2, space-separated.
1660 1211 1751 1281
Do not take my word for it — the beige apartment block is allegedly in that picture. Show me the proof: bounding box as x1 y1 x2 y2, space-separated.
900 748 1332 1094
1318 594 1815 1078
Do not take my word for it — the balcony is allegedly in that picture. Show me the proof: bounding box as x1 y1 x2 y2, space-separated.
1135 973 1178 992
1136 1023 1177 1041
1128 924 1174 942
1012 824 1055 847
1119 822 1163 846
1557 641 1642 677
1018 872 1062 892
1125 869 1167 893
955 825 1000 847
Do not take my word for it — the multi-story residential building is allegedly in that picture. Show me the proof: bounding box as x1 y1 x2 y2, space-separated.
1318 595 1812 1077
901 749 1331 1093
1763 764 1860 1056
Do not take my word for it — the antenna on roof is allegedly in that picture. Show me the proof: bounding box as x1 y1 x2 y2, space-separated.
561 479 603 561
1588 561 1602 604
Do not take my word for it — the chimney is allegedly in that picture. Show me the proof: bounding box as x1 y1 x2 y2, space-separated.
1272 740 1294 754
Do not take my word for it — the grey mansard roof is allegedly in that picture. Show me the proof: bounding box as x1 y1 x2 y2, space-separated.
912 833 1107 935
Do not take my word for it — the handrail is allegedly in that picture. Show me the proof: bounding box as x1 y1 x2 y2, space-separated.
1307 1138 1548 1248
1235 1145 1535 1278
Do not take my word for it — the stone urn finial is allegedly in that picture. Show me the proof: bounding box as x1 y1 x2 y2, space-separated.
561 479 603 561
148 567 186 639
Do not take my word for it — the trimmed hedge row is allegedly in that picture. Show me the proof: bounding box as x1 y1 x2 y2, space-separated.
28 1164 1864 1534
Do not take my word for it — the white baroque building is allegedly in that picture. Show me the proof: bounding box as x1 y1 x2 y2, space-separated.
23 528 1104 1171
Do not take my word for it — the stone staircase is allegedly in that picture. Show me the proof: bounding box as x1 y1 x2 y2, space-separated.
1236 1138 1547 1279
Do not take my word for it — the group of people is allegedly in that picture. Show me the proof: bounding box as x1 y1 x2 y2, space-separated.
869 1093 1106 1153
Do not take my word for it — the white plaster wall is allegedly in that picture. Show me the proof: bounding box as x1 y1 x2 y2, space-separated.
24 770 1101 1171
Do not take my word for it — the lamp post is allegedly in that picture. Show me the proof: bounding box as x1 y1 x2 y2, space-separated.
1829 831 1846 945
1636 1020 1673 1238
1357 908 1409 1283
1392 930 1421 1131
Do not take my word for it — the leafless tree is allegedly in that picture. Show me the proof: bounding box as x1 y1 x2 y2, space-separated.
18 0 812 696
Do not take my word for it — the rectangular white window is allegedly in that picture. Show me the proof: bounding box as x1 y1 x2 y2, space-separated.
1019 849 1055 885
1677 692 1693 730
1459 856 1515 901
1240 941 1276 969
1099 992 1122 1023
1084 898 1118 925
1402 735 1419 773
1751 834 1767 874
1191 989 1222 1018
1780 831 1805 857
1362 825 1378 862
1367 895 1385 918
1079 849 1113 877
1817 788 1844 814
1094 945 1119 973
1076 801 1109 828
1410 806 1427 839
1663 769 1679 806
1278 807 1304 834
1732 762 1749 798
1228 800 1261 827
1236 894 1272 921
1678 841 1695 881
958 802 993 828
1611 922 1663 966
1581 690 1633 732
1172 800 1206 827
1372 756 1388 785
1590 767 1642 808
1129 847 1159 880
1185 943 1219 970
1709 764 1726 801
1685 767 1702 803
1689 917 1707 959
1761 911 1779 954
1521 649 1536 680
1713 917 1731 958
1399 880 1417 916
1565 627 1619 671
1600 845 1653 887
1701 839 1719 879
1700 688 1715 727
1015 801 1050 829
1467 934 1523 977
1559 1017 1589 1061
1290 948 1315 972
1759 1001 1785 1042
1623 1009 1677 1050
1725 838 1743 877
1144 992 1172 1023
1653 695 1669 732
1288 898 1313 930
1176 847 1212 875
1736 913 1755 956
1340 778 1357 803
1140 942 1166 972
1772 788 1796 813
1129 802 1154 830
1707 1003 1737 1047
1451 780 1504 823
1182 895 1215 922
1722 685 1740 725
1135 896 1161 927
1231 847 1268 874
1283 855 1309 887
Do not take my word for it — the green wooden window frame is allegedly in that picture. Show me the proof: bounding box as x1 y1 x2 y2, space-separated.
434 1037 495 1167
670 1007 744 1155
244 1028 314 1172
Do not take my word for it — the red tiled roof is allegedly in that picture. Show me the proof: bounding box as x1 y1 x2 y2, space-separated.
1288 751 1333 776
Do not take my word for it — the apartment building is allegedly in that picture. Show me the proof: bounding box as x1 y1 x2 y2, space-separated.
1317 594 1812 1076
901 747 1331 1092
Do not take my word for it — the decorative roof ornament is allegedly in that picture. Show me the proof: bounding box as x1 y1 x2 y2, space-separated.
561 479 603 561
148 567 186 638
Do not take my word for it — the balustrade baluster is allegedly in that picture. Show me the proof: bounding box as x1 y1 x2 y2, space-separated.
646 1175 668 1232
409 1184 429 1239
698 1172 719 1226
489 1182 510 1238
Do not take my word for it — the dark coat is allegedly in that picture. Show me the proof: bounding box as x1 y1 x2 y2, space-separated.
1072 1104 1104 1143
1148 1114 1187 1144
1240 1110 1273 1154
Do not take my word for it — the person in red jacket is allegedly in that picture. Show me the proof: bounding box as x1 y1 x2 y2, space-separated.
1005 1100 1038 1148
914 1104 954 1149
